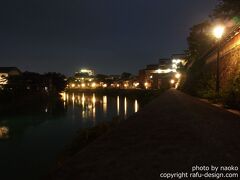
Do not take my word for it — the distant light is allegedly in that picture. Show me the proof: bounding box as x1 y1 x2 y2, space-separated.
124 83 129 88
170 79 175 84
71 83 75 88
172 59 182 65
150 75 153 79
103 84 107 88
116 84 120 87
134 82 139 87
91 82 96 88
81 83 86 88
144 82 149 89
79 69 94 76
175 73 181 79
213 25 225 39
172 64 177 69
156 68 173 74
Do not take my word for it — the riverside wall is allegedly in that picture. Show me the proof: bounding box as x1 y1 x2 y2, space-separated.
203 27 240 90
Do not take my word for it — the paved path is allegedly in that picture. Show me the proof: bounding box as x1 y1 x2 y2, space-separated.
51 90 240 180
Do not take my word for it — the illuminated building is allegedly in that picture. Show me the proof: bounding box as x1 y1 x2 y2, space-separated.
138 55 186 89
0 67 21 85
79 69 95 76
68 68 97 89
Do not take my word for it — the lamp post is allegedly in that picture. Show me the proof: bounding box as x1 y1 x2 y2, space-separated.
213 25 225 95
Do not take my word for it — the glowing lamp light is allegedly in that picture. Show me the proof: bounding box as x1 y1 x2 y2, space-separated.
175 73 181 79
172 59 181 64
71 83 75 88
156 68 173 74
91 82 96 88
172 64 177 69
103 84 107 88
144 82 149 89
170 79 175 84
134 82 139 87
213 25 225 39
81 83 86 88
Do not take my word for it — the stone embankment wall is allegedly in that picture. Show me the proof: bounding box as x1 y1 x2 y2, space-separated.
203 28 240 90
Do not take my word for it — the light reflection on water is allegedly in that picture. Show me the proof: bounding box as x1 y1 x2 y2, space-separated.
61 92 139 122
135 100 139 113
0 92 139 180
117 96 120 116
124 97 127 118
0 126 9 139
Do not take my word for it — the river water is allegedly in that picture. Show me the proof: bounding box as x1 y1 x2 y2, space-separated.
0 93 139 180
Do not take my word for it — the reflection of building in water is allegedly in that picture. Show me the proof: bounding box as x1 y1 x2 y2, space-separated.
103 96 107 115
92 94 96 106
124 97 127 118
134 100 139 113
72 93 75 108
63 92 100 120
117 96 120 116
81 93 85 108
0 126 9 139
66 93 69 103
61 92 67 107
92 94 96 120
61 93 138 121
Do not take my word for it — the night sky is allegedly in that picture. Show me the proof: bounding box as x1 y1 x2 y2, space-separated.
0 0 217 76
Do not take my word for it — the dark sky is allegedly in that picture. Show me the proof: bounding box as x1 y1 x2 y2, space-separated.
0 0 217 76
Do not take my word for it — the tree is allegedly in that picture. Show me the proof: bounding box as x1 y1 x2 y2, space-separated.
187 21 214 64
6 72 66 94
212 0 240 21
43 73 66 92
121 72 132 80
96 74 108 81
182 22 215 95
182 0 240 98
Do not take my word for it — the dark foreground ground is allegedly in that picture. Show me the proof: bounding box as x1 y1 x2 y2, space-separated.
50 89 240 180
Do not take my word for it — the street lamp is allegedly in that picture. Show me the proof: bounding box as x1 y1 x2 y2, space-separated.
213 26 225 39
213 25 225 95
175 73 181 79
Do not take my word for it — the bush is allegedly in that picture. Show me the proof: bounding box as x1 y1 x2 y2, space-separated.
223 75 240 109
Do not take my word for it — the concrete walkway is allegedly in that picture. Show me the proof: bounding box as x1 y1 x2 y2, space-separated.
51 90 240 180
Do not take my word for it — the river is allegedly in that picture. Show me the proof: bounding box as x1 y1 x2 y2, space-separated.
0 92 139 180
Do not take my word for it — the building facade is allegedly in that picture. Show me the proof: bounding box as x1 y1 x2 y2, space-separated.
0 67 21 85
